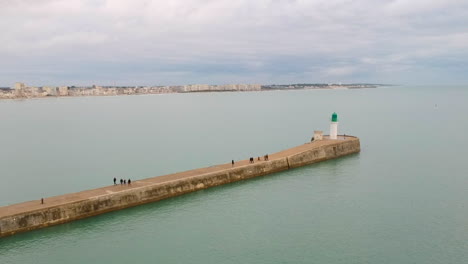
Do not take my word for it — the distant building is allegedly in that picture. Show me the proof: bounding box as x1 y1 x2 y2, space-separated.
58 86 69 96
43 86 57 96
313 131 323 141
23 86 40 97
14 82 26 97
14 82 26 90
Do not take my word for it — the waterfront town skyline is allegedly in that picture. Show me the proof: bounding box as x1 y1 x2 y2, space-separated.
0 82 379 99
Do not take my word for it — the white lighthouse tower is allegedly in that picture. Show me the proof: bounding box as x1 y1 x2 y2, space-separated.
330 112 338 140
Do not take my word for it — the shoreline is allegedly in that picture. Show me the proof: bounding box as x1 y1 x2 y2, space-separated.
0 86 379 101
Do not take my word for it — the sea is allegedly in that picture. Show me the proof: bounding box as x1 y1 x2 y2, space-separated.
0 85 467 263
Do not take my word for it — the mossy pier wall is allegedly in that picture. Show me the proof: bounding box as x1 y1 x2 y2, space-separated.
0 137 360 238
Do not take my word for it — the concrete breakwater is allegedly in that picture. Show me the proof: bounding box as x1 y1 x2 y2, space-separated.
0 137 360 238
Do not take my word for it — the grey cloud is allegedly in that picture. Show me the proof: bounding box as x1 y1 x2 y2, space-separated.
0 0 467 86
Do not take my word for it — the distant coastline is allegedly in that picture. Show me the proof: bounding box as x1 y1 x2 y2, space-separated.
261 83 382 90
0 83 383 100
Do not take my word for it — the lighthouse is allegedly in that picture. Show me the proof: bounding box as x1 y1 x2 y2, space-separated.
330 112 338 139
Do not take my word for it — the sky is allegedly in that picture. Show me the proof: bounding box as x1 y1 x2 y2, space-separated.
1 0 468 86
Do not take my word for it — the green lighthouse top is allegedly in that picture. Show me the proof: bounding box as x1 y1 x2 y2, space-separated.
331 112 338 122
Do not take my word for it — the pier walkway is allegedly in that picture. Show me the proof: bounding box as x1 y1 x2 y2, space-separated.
0 136 360 238
0 137 353 218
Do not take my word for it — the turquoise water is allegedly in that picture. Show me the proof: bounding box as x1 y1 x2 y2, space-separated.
0 86 467 263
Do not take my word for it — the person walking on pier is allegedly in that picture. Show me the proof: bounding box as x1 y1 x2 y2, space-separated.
123 179 126 184
120 179 123 185
232 160 234 167
41 198 44 204
113 177 116 185
128 179 131 185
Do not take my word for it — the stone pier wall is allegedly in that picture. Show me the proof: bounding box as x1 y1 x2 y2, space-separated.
0 138 360 238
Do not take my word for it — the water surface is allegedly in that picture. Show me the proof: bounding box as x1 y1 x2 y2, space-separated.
0 86 467 263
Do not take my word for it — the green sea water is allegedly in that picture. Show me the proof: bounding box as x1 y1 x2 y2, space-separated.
0 86 467 263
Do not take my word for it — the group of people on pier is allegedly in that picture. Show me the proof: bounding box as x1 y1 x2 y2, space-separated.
113 177 131 185
110 153 272 187
249 154 269 163
232 154 269 166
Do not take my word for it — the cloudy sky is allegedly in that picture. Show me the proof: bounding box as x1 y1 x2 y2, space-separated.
1 0 467 86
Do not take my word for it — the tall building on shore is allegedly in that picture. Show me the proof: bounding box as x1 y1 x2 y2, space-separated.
14 82 26 90
330 112 338 139
14 82 26 97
